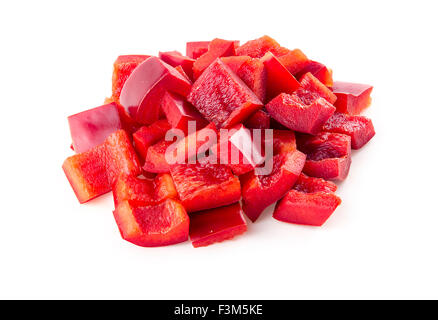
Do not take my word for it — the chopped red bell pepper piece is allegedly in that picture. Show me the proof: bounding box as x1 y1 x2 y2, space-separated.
244 109 271 129
192 38 236 79
273 174 341 226
119 56 192 125
170 162 241 212
331 81 373 115
295 72 337 105
240 149 306 222
265 93 336 135
63 130 141 203
113 199 189 247
297 132 352 181
113 173 177 207
323 112 375 149
277 49 309 75
186 41 210 59
214 124 265 176
132 119 171 160
68 103 122 153
188 59 263 128
159 51 195 80
221 56 251 73
174 65 192 83
161 92 208 134
236 35 288 58
272 130 297 154
237 57 267 102
189 202 247 248
111 55 150 104
295 60 333 87
143 139 175 173
261 52 300 101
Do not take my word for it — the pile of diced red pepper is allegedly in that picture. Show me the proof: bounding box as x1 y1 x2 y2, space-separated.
63 36 375 248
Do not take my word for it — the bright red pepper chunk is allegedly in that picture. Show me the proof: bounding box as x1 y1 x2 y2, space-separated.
236 35 288 58
274 174 341 226
297 132 352 181
323 112 375 149
266 93 336 135
244 110 271 129
63 130 141 203
331 81 373 115
277 49 309 75
261 52 300 101
188 59 263 128
161 92 208 134
170 162 241 212
119 56 192 125
189 202 247 248
295 72 337 105
68 103 122 153
113 199 189 247
159 51 195 80
132 120 171 161
240 149 306 222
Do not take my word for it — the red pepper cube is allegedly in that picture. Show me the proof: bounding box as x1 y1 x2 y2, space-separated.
186 41 210 59
68 103 122 153
143 139 175 173
244 110 271 129
272 130 297 155
273 174 341 226
297 132 352 181
161 92 208 134
214 124 265 176
323 112 375 149
192 38 236 79
265 93 336 135
174 65 192 83
170 163 241 212
113 199 189 247
331 81 373 115
221 56 251 73
295 60 333 87
240 150 306 222
159 51 195 80
189 202 247 248
261 52 300 101
63 130 141 203
188 59 263 128
120 56 192 125
277 49 309 75
295 72 337 105
132 119 171 160
173 122 218 163
237 57 267 102
111 55 150 104
113 173 177 207
236 35 288 58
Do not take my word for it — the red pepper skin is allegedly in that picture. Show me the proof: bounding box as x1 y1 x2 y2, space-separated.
214 124 265 176
63 130 141 204
170 163 241 213
295 60 333 87
188 59 263 128
189 203 247 248
143 139 174 173
266 93 336 135
244 110 271 129
113 199 189 247
297 132 352 181
221 56 251 73
331 81 373 115
274 174 341 226
113 173 177 207
261 52 300 101
173 122 217 162
186 41 210 59
192 39 236 79
119 57 192 125
240 150 306 222
68 103 122 153
236 35 288 58
174 65 192 83
111 55 150 104
322 112 375 149
237 57 267 102
272 130 297 154
159 51 195 81
295 72 337 105
132 119 171 161
277 49 309 75
161 92 208 134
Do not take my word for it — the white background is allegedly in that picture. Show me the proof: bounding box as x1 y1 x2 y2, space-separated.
1 0 437 299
